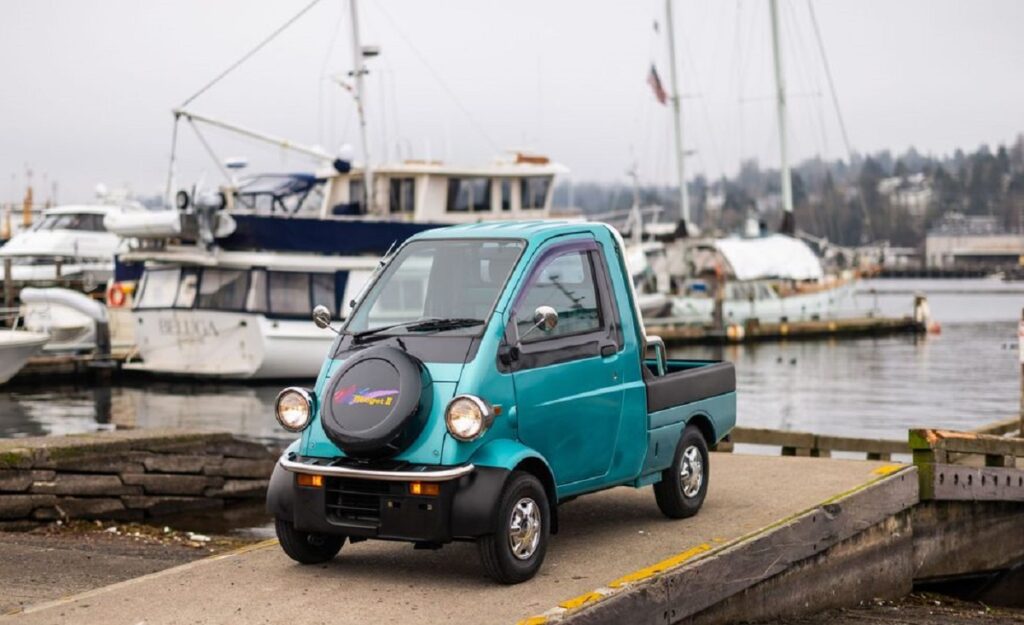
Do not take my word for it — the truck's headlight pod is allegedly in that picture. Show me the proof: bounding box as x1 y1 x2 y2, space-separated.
276 387 314 432
445 395 494 442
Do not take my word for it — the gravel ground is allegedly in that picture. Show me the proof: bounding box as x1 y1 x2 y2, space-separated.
0 520 259 615
754 594 1024 625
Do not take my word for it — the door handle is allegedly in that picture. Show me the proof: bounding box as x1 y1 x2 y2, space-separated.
600 344 616 358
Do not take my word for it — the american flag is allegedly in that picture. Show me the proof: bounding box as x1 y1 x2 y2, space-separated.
647 64 667 106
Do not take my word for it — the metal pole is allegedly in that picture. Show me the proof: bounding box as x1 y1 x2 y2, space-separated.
349 0 374 214
769 0 794 234
1019 308 1023 437
664 0 690 232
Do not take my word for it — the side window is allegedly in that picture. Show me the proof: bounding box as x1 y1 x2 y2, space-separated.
246 269 267 312
135 268 180 309
197 269 248 310
388 178 415 214
174 268 199 308
268 272 311 317
516 250 601 341
520 176 550 210
311 273 336 315
447 177 491 212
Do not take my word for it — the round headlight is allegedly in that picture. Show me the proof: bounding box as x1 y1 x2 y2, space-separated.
276 387 313 432
445 395 494 442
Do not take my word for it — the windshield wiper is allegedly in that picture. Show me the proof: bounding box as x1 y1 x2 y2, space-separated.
404 318 483 333
352 317 482 342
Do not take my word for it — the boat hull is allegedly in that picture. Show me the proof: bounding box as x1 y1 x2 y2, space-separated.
0 331 50 384
668 281 858 325
128 309 332 380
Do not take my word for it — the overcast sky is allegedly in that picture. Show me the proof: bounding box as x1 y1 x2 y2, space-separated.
3 0 1023 204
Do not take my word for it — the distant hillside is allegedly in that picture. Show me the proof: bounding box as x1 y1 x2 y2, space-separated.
555 134 1024 247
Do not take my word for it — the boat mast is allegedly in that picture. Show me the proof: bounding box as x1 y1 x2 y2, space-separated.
349 0 374 213
769 0 795 235
664 0 690 235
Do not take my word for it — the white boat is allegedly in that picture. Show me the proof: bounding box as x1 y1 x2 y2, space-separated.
0 330 49 384
115 158 565 379
0 205 132 289
663 234 858 324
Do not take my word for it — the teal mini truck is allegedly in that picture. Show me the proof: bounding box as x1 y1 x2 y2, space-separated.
267 221 736 583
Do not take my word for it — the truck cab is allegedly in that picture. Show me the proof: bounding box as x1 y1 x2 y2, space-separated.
266 221 736 583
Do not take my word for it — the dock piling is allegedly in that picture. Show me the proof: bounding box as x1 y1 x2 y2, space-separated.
2 257 11 317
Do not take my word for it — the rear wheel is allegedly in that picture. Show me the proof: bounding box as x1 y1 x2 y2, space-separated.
275 518 344 564
654 425 709 519
478 472 550 584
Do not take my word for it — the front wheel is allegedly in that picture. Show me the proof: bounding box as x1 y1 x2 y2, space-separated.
275 518 344 564
478 471 550 584
654 425 710 519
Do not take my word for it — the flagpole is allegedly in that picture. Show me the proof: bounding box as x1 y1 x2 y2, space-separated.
664 0 690 234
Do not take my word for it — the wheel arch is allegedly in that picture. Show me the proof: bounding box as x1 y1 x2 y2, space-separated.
685 412 717 447
469 438 559 534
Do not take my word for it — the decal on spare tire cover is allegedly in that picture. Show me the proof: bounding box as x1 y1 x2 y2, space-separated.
333 385 399 407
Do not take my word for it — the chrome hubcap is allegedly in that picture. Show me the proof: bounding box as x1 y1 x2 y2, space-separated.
679 446 704 498
508 497 541 560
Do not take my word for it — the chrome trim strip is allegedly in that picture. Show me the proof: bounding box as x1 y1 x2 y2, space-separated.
279 456 475 482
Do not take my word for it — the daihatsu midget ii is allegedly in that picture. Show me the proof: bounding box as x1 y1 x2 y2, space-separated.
267 221 736 583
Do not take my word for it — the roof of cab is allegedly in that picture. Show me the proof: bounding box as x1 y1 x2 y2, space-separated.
409 220 611 243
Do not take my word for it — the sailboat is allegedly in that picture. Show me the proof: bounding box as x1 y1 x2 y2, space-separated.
633 0 860 326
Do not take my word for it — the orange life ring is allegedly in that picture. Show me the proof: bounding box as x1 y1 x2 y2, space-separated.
107 282 127 308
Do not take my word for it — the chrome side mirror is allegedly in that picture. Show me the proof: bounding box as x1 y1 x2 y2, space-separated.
533 306 558 332
312 305 333 330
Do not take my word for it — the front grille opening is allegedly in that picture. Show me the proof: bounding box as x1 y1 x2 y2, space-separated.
325 477 390 523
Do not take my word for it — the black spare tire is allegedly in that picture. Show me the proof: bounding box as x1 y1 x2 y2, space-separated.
320 346 429 458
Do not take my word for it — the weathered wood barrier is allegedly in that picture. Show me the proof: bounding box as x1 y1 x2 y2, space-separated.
0 429 278 526
716 426 906 460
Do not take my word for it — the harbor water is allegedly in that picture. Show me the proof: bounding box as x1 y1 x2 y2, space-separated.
1 279 1021 444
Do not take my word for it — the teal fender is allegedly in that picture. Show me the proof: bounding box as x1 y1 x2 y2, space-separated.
469 438 560 533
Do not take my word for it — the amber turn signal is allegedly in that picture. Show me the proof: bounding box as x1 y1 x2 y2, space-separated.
409 481 440 496
297 473 324 488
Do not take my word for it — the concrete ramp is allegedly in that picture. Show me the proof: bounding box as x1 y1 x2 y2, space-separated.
3 455 905 625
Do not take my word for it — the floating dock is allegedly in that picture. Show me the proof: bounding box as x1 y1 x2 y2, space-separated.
4 426 1022 625
647 314 926 345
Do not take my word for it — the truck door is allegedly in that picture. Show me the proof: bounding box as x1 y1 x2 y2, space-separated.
509 238 626 487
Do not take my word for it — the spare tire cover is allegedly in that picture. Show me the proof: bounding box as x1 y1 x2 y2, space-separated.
320 346 428 458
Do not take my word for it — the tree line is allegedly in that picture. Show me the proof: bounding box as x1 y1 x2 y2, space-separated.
557 134 1024 247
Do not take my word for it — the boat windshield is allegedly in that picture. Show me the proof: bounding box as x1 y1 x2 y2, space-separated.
33 213 106 232
345 239 524 337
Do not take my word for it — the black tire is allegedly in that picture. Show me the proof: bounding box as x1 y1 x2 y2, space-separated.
275 518 344 564
478 472 550 584
654 425 710 519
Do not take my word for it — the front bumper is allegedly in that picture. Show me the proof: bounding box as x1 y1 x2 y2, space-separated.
267 454 508 543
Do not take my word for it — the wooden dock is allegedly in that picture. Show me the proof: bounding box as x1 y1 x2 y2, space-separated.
647 314 926 345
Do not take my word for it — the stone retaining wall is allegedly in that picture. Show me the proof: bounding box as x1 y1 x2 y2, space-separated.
0 429 279 525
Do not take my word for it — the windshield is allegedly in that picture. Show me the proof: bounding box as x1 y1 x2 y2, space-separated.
345 239 524 337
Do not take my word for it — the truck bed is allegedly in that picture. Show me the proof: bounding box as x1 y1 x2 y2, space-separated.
642 359 736 414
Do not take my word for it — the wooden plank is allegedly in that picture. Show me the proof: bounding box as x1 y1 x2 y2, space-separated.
564 468 919 625
920 463 1024 502
729 428 905 456
910 428 1024 458
973 417 1021 437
